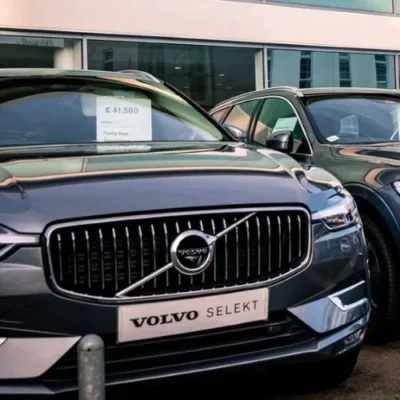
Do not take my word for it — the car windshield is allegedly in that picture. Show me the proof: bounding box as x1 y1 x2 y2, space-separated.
306 96 400 145
0 75 225 148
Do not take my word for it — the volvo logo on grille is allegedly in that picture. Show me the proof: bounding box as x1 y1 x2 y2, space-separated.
170 230 215 275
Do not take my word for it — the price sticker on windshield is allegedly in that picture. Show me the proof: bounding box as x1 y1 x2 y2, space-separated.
96 96 152 142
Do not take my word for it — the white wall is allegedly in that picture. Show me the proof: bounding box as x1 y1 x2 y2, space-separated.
1 0 400 51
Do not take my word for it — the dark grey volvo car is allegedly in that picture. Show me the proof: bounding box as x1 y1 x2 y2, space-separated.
0 69 369 396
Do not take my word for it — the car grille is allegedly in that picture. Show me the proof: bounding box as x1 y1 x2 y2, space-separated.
45 207 311 300
42 313 314 385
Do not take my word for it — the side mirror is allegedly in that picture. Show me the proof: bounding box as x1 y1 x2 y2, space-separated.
266 130 294 154
223 124 249 144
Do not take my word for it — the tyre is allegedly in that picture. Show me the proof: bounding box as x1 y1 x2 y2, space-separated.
294 347 360 391
361 212 400 343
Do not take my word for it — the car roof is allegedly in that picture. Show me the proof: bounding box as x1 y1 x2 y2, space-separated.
211 86 400 112
0 68 162 84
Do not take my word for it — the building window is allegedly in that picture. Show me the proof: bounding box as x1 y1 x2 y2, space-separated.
339 53 351 87
102 49 114 71
250 0 393 13
375 55 388 88
268 49 395 89
267 51 272 88
0 35 82 69
299 51 312 88
88 40 263 110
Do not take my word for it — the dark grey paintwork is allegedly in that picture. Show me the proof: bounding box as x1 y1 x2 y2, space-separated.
0 70 370 396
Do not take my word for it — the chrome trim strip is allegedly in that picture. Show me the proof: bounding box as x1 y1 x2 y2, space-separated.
287 215 292 263
222 218 228 281
211 218 217 282
125 226 131 285
328 281 368 311
0 233 40 245
44 206 313 304
85 230 91 289
112 228 118 291
256 216 261 275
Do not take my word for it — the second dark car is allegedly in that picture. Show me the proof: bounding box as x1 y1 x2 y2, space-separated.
210 86 400 342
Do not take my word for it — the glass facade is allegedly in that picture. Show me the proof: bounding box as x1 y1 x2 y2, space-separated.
87 40 264 111
0 35 82 69
224 0 394 13
266 0 393 13
0 34 396 109
268 49 396 89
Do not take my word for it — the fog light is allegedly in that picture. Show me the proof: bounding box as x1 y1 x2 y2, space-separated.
344 329 363 346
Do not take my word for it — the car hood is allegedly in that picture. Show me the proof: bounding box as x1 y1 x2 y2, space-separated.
0 143 341 233
328 143 400 189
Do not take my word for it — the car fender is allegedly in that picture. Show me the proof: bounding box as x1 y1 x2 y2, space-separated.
344 182 400 251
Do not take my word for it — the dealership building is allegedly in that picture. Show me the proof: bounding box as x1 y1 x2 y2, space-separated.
1 0 400 109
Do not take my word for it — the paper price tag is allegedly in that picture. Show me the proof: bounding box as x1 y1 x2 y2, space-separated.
272 117 298 134
96 97 152 142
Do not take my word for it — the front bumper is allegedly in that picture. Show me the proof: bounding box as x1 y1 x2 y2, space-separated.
0 278 370 396
0 221 370 395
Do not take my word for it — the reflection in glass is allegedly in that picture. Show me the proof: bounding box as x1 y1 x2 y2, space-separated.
88 40 264 110
224 100 259 132
0 35 82 69
306 97 400 144
268 49 395 89
258 0 392 13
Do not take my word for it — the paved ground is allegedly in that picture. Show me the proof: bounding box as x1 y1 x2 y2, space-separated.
15 341 400 400
124 342 400 400
270 342 400 400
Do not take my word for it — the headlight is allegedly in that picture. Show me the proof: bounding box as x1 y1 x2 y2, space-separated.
312 189 359 230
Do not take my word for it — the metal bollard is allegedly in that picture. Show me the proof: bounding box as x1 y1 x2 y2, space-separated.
78 334 106 400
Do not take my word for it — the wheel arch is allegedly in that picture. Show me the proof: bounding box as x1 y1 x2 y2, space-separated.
344 183 400 253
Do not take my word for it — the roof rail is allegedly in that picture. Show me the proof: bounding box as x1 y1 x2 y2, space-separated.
117 69 161 83
269 86 304 96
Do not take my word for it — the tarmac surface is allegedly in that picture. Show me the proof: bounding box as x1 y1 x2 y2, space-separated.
10 341 400 400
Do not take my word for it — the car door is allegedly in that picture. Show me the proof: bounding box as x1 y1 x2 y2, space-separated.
250 97 313 158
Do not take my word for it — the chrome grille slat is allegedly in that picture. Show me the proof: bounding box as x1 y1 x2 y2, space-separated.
138 225 144 285
277 216 281 270
246 220 250 276
98 228 105 290
112 228 118 291
187 220 193 285
175 221 181 286
125 226 131 285
85 230 91 289
287 215 292 264
297 215 302 258
48 207 311 300
222 218 228 281
235 218 239 279
57 234 62 282
163 223 169 287
267 216 271 273
71 232 77 285
199 219 205 283
255 217 260 276
151 224 157 289
211 218 217 282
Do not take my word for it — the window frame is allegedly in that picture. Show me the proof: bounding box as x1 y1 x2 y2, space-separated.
210 107 231 124
221 100 261 133
249 95 314 156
